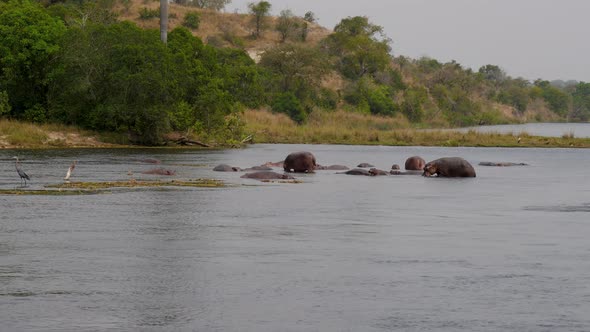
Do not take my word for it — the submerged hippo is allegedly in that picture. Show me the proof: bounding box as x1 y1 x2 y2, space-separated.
262 161 284 168
142 168 176 175
244 165 273 171
478 162 529 167
391 164 400 170
338 168 372 176
390 170 423 175
357 163 375 168
369 168 389 176
240 171 295 180
405 156 426 170
315 164 350 170
213 164 242 172
423 157 476 178
284 151 316 173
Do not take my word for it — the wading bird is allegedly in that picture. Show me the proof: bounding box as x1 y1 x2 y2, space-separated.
12 156 30 186
64 160 77 181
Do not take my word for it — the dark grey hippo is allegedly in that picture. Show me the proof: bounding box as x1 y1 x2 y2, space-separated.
405 156 426 170
142 168 176 175
369 168 389 176
284 151 316 173
244 165 273 171
423 157 476 178
357 163 375 168
391 164 400 170
339 168 371 176
213 164 242 172
315 164 350 170
478 162 529 167
240 171 295 180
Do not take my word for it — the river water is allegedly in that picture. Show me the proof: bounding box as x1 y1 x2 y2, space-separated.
1 144 590 331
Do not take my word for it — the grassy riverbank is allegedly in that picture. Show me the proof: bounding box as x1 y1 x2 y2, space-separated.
243 110 590 148
2 115 590 149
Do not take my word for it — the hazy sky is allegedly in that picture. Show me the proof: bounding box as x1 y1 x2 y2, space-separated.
227 0 590 82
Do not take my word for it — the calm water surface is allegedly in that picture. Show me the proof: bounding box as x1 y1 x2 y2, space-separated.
1 144 590 331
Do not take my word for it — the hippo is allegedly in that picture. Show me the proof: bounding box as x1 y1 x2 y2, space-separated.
478 162 529 167
405 156 426 171
141 158 161 164
390 170 423 175
357 163 375 168
369 168 389 176
240 171 295 180
339 168 371 176
423 157 476 178
244 165 273 171
315 164 350 170
262 161 284 168
142 168 176 175
213 164 242 172
391 164 400 170
284 151 316 173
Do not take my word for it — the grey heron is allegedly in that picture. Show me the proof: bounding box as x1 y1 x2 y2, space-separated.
12 156 30 186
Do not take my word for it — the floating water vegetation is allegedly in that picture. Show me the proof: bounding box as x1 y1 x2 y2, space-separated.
46 179 225 190
0 179 225 195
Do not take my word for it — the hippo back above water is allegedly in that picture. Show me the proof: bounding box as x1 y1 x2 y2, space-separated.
284 151 316 173
423 157 476 178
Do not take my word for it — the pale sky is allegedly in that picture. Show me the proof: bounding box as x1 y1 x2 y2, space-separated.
227 0 590 82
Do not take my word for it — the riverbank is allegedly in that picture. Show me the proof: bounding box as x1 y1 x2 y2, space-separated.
243 110 590 148
3 114 590 149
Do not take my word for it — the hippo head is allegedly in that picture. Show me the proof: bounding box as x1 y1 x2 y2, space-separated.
422 162 437 177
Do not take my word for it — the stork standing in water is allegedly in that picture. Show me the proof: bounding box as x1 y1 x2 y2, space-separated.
12 156 30 186
64 160 77 181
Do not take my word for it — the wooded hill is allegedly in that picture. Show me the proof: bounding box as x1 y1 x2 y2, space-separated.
1 0 589 145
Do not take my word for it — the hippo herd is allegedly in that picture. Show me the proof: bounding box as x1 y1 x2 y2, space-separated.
211 151 526 181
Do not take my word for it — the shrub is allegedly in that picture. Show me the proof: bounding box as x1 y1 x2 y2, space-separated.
183 11 200 29
139 7 159 19
272 92 306 124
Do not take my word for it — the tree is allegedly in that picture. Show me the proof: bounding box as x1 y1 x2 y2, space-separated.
275 9 299 43
0 0 66 119
478 64 506 84
303 11 316 23
248 1 271 38
322 16 391 80
173 0 231 10
259 44 329 101
571 82 590 121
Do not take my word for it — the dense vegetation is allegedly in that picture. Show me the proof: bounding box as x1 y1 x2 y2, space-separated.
1 0 589 146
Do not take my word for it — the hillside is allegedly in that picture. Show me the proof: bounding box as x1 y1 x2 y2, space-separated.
2 0 589 147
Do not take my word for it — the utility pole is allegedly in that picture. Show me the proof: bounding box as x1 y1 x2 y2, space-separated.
160 0 168 43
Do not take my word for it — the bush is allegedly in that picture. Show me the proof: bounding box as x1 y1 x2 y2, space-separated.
139 7 159 19
0 91 10 117
272 92 306 124
183 11 200 29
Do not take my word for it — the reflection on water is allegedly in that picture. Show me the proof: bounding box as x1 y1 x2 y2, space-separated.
1 144 590 331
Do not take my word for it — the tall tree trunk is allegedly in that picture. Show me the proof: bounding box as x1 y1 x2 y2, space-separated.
160 0 168 43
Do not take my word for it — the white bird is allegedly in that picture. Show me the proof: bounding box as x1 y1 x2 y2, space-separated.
64 160 77 181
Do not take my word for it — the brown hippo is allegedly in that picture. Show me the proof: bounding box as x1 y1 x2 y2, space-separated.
369 168 389 176
357 163 375 168
142 168 176 175
315 164 350 170
284 151 316 173
478 162 529 167
213 164 242 172
241 171 295 180
423 157 476 178
405 156 426 171
339 168 371 176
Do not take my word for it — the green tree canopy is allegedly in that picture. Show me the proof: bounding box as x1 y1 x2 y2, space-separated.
0 0 66 119
248 1 271 38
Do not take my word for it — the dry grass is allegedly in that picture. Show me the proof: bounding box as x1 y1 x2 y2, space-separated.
243 109 590 148
114 0 331 53
0 119 120 148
